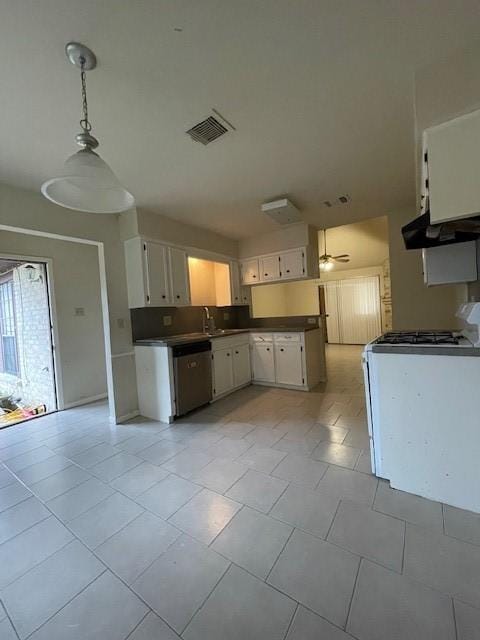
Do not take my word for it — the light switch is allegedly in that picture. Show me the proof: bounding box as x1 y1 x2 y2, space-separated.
74 307 85 317
163 315 172 326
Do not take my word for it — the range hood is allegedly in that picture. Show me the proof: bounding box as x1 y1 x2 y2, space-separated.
402 211 480 250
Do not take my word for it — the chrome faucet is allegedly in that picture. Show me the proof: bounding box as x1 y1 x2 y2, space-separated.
203 306 210 333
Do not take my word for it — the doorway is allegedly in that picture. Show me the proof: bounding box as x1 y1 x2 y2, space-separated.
0 259 57 428
320 276 382 344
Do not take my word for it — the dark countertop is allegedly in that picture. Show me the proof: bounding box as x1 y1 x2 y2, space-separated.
247 326 318 333
134 326 318 347
371 344 480 356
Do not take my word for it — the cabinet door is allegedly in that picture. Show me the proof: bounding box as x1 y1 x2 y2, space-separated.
144 242 171 305
259 254 281 282
230 261 242 305
240 259 260 285
169 247 191 306
212 348 234 397
427 109 480 223
280 249 305 280
251 343 275 383
233 343 251 387
240 286 251 306
274 343 304 386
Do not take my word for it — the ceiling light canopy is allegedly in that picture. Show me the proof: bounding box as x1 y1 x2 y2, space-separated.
41 42 134 214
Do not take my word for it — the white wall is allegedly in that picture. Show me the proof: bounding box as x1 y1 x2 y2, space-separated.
239 222 315 258
0 236 107 407
127 209 238 257
0 183 136 422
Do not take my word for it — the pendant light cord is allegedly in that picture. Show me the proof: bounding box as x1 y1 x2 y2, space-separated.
79 58 92 133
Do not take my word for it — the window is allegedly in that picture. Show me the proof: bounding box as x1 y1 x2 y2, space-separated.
0 276 19 376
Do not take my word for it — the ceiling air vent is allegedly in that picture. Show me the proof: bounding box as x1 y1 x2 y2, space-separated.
186 116 228 145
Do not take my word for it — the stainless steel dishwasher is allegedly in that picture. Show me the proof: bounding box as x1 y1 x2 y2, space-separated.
172 341 212 417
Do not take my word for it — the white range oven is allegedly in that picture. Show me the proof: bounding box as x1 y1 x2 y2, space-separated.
362 302 480 513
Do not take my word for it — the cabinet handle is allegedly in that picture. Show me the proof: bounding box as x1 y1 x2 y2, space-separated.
235 350 239 354
266 348 270 351
176 295 180 299
286 269 290 273
264 273 268 276
226 352 230 356
280 348 284 352
162 295 166 299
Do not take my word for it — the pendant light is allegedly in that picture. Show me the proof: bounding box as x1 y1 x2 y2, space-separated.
41 42 134 214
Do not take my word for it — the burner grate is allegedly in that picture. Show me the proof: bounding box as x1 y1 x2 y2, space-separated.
376 331 459 345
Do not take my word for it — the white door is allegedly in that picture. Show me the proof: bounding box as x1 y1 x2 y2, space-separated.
144 242 171 305
240 259 260 285
274 343 304 386
324 276 382 344
212 348 234 397
280 249 304 280
233 343 251 387
259 255 281 282
251 343 275 382
169 247 190 306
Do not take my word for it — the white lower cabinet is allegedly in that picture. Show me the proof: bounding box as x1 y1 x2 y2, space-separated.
274 343 304 386
233 343 251 387
212 334 251 399
212 348 234 397
250 329 325 390
251 342 275 383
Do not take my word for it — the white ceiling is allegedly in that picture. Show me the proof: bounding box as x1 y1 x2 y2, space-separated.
1 1 480 238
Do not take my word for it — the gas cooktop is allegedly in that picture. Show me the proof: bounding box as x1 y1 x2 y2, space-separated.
375 331 459 345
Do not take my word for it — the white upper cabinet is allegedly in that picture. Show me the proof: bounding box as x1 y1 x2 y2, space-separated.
144 242 170 305
280 249 305 279
240 258 260 285
259 254 281 281
169 247 190 306
124 238 191 308
426 109 480 224
229 261 250 305
240 247 313 285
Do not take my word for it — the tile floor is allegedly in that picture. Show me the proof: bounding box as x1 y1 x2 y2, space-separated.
0 344 479 639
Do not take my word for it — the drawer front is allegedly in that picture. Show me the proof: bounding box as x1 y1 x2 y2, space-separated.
273 333 302 343
211 334 249 351
250 333 273 343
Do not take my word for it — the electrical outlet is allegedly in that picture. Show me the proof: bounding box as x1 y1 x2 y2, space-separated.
74 307 85 317
163 315 172 326
223 312 230 320
307 317 317 324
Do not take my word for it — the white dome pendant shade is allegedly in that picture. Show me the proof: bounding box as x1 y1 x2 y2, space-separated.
41 42 134 214
41 148 134 214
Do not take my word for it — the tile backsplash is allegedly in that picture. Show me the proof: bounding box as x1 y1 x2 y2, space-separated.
131 305 319 341
130 306 243 340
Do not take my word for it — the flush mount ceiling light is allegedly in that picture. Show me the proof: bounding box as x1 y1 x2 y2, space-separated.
319 229 350 271
41 42 134 214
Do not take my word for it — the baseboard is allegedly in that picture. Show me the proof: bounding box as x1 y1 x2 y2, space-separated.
62 393 108 409
111 409 140 425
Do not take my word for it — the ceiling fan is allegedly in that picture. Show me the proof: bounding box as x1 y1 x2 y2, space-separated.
319 229 350 271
